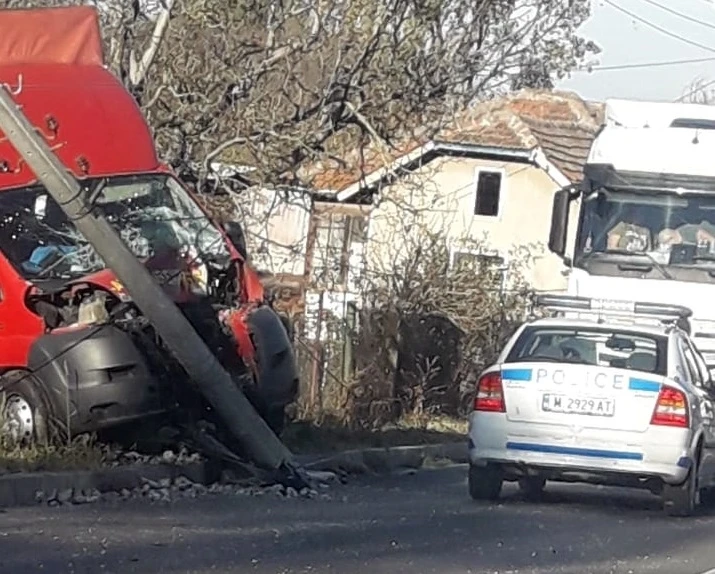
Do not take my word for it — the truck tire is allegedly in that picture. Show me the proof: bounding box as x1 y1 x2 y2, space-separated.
0 370 53 446
263 406 288 437
247 307 299 435
468 463 503 501
700 486 715 510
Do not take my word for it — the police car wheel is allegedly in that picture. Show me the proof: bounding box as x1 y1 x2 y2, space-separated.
663 468 699 517
468 464 503 501
518 476 546 501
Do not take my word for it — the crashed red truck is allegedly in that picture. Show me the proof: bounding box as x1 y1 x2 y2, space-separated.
0 7 298 448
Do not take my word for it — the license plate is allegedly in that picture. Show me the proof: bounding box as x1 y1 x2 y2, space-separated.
541 394 615 417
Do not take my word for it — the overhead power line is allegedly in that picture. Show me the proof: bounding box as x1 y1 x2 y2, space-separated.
603 0 715 54
637 0 715 32
584 55 715 72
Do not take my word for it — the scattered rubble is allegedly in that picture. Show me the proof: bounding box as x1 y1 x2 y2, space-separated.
102 446 205 468
32 469 337 508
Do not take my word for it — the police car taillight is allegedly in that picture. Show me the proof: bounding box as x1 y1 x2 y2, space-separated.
650 386 689 428
474 372 505 413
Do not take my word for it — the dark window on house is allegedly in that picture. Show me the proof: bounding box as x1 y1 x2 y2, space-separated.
474 170 502 217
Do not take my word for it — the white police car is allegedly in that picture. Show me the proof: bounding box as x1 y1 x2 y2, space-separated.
467 294 715 517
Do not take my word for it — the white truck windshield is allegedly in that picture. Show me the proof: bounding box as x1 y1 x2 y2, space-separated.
576 189 715 272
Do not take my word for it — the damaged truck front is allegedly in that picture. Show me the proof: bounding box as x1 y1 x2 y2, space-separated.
0 7 298 446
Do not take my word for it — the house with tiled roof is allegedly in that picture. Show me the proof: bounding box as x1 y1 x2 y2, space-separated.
304 89 602 294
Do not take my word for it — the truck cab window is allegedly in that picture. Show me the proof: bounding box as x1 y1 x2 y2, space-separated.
576 189 715 277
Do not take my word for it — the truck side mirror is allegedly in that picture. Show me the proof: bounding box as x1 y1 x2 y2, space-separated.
223 221 248 260
549 188 571 257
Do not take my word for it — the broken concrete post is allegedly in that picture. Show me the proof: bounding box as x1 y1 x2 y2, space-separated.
0 86 294 473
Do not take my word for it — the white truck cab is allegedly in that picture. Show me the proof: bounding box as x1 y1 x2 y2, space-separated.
549 98 715 371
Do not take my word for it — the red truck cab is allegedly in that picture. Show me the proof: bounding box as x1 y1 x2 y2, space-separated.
0 7 297 444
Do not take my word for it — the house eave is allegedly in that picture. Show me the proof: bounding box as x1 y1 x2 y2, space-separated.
334 141 538 202
434 141 533 160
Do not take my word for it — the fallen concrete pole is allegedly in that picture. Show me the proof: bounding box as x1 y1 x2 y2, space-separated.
0 86 296 474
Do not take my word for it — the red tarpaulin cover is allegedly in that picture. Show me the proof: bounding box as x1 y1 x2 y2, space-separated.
0 6 104 67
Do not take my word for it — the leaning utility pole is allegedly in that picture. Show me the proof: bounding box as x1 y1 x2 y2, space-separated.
0 86 299 478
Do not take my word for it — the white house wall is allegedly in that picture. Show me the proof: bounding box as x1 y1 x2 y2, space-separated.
365 155 579 292
230 187 312 276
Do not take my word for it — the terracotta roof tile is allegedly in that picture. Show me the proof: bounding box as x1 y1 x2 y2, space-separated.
438 108 537 149
300 138 427 191
304 89 602 191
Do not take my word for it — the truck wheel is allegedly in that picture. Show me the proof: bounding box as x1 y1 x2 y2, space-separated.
468 463 503 501
0 370 52 446
278 313 295 342
263 406 287 437
700 486 715 510
518 476 546 501
663 467 699 517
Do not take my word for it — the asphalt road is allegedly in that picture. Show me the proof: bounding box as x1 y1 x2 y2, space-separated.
1 464 715 574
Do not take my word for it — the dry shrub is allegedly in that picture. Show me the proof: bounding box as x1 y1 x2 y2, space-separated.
316 230 537 430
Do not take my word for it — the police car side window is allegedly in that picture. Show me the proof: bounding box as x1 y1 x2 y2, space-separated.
679 337 703 387
685 338 712 387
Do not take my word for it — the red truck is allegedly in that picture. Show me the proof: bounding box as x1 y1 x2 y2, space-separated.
0 6 298 445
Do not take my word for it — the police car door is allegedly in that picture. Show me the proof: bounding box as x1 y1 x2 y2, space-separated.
678 335 715 480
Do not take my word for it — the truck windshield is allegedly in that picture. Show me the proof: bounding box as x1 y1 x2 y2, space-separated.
0 174 229 282
575 188 715 276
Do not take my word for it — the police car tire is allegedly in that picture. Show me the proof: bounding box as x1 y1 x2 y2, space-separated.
662 467 698 517
468 464 503 501
518 476 546 501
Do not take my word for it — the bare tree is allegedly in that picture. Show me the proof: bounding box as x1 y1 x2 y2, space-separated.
4 0 598 185
681 76 715 105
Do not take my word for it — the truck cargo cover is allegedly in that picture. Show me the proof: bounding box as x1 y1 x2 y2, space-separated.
0 6 103 66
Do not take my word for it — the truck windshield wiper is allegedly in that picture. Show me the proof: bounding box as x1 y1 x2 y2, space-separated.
580 250 673 279
641 251 674 280
603 250 673 280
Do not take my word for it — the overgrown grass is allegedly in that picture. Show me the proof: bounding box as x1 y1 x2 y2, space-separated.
0 437 106 475
0 393 106 475
282 414 467 455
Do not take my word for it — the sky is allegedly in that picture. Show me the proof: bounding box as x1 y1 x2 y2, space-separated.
556 0 715 103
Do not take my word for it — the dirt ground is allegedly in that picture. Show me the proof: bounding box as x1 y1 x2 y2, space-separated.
281 415 466 454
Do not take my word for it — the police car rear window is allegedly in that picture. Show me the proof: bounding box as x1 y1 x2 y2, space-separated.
505 326 668 376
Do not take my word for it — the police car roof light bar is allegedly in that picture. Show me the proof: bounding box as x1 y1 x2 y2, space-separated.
534 294 693 322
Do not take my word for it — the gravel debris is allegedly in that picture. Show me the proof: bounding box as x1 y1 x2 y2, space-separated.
34 469 335 507
103 446 205 468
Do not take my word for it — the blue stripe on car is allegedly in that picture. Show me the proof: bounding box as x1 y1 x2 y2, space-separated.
628 378 661 393
501 368 532 381
506 441 643 461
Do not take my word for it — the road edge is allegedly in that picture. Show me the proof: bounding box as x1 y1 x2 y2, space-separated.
0 441 468 509
296 441 468 474
0 460 219 509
